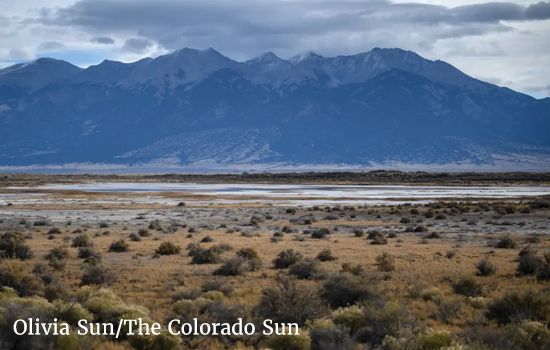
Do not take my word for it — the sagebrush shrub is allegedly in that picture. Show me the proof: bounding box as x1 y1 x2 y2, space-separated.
273 249 304 269
517 252 542 276
156 241 181 255
81 265 115 286
257 276 325 326
0 260 43 296
476 258 498 276
486 290 550 324
316 248 336 262
71 234 92 248
108 239 129 253
371 235 388 245
0 232 33 260
214 257 253 276
236 248 259 260
138 228 151 237
129 233 141 242
190 246 222 264
321 273 380 308
201 279 234 297
311 228 330 239
376 252 395 272
310 325 351 350
149 220 163 231
452 275 483 297
267 334 311 350
496 236 518 249
288 259 324 280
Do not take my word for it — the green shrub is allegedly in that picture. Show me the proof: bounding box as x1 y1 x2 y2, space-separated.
108 239 129 253
0 260 43 296
496 236 518 249
267 334 311 350
476 259 498 276
211 243 233 253
486 290 550 324
235 247 260 260
128 233 141 242
138 228 151 237
201 279 234 296
316 248 336 262
340 263 365 276
148 220 163 231
330 305 365 334
273 249 304 269
214 257 253 276
360 302 417 346
353 229 365 237
376 252 395 272
156 241 181 255
311 228 331 239
44 280 71 302
367 230 384 240
77 247 102 265
421 287 443 303
48 227 62 234
424 232 442 239
310 325 351 350
0 232 33 260
200 236 214 243
288 259 324 280
452 275 483 297
321 273 380 308
537 252 550 281
517 252 542 276
419 330 452 350
371 235 388 245
33 219 51 226
81 265 115 286
128 330 182 350
71 234 92 248
45 246 70 271
190 246 222 264
257 276 325 326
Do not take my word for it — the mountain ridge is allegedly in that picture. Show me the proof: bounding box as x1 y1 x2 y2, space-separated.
0 47 549 171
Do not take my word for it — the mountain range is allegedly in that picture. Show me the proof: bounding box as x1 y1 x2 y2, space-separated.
1 47 549 172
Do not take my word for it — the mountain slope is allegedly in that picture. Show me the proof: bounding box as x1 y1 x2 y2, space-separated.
0 48 548 170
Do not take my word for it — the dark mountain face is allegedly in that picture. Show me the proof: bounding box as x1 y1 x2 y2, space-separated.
0 48 549 170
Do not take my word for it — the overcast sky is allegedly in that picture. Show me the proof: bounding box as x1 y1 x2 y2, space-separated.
1 0 549 97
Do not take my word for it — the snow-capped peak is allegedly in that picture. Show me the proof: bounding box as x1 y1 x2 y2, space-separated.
288 51 324 65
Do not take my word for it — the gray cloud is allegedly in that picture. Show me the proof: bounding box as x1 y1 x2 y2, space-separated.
37 41 65 52
525 1 550 20
1 0 548 97
36 0 550 57
122 38 152 53
91 36 115 44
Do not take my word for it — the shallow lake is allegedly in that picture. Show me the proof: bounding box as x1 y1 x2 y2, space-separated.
23 183 550 199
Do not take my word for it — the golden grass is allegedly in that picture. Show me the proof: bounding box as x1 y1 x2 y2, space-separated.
24 219 550 329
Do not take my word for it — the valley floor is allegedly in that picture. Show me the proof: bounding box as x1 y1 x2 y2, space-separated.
0 175 549 350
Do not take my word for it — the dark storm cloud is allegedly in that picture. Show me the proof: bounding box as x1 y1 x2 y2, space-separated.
525 1 550 20
91 36 115 44
122 38 153 53
36 0 550 56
